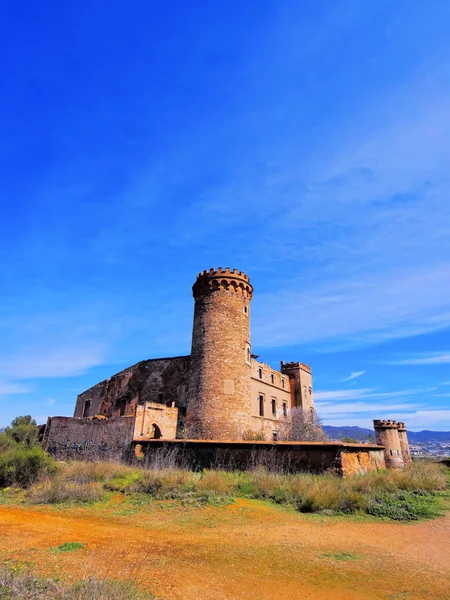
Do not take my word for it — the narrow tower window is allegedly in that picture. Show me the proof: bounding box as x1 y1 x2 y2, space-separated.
259 395 264 416
271 398 276 416
271 373 274 384
282 402 287 418
281 377 286 388
82 400 91 418
258 368 263 379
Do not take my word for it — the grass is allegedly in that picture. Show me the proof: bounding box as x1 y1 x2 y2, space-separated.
0 448 447 521
0 564 155 599
320 551 361 561
50 542 84 553
11 459 446 522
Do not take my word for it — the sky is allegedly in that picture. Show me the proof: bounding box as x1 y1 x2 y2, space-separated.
1 0 450 431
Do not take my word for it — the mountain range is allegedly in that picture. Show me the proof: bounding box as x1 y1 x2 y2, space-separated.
323 426 450 443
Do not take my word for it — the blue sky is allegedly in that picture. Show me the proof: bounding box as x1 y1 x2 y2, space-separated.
1 0 450 431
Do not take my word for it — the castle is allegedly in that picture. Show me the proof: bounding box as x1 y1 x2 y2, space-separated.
73 267 315 442
43 267 412 475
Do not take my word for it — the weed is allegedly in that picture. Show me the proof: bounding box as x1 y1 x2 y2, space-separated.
0 564 155 599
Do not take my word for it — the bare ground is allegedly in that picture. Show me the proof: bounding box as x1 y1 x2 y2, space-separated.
0 498 449 600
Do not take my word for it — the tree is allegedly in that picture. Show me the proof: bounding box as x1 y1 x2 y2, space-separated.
5 415 39 447
277 407 327 442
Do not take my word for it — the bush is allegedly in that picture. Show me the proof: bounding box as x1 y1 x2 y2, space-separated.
0 446 55 488
0 433 18 454
367 490 442 521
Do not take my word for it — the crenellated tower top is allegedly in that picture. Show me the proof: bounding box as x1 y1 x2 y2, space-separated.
192 267 253 299
373 419 398 429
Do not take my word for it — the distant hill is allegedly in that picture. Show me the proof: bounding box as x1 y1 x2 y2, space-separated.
323 425 450 443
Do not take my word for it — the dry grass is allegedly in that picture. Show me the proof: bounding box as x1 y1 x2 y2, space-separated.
0 564 153 599
29 475 105 504
24 459 448 520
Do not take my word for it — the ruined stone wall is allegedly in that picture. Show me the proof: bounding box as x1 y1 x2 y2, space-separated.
44 416 135 461
74 356 190 419
186 268 253 439
135 440 385 476
340 446 386 476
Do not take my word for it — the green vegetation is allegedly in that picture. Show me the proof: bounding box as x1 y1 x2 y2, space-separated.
0 416 55 488
320 552 361 561
0 564 154 599
4 415 40 448
50 542 85 553
21 459 450 521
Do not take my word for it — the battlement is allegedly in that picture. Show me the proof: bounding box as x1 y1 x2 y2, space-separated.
197 267 250 281
397 422 406 431
281 361 311 373
192 267 253 298
373 419 398 429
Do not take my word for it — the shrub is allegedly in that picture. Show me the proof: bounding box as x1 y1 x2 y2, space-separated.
0 433 18 454
367 491 442 521
0 446 55 488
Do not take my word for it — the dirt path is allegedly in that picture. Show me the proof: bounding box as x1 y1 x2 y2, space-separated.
1 499 449 600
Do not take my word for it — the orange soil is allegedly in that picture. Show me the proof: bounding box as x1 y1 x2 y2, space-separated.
1 498 449 600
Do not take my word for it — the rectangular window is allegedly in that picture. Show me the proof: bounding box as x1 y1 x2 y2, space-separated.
259 394 264 416
271 398 276 416
82 400 91 418
158 392 163 403
282 378 285 388
119 399 126 416
271 373 274 384
258 368 263 379
282 402 287 418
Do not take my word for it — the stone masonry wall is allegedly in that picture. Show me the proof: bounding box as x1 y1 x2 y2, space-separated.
44 416 135 461
74 356 190 419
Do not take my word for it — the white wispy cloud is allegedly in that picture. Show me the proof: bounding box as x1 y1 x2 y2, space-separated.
0 345 106 380
0 381 32 396
388 353 450 366
342 371 365 381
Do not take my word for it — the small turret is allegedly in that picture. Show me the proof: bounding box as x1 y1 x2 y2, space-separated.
397 422 412 467
373 420 404 470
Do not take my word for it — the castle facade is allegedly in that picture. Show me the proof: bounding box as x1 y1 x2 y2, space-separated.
74 268 314 441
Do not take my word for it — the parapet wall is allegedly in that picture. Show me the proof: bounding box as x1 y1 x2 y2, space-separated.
133 439 386 476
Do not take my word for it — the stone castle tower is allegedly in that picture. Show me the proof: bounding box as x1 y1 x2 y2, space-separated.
186 268 254 439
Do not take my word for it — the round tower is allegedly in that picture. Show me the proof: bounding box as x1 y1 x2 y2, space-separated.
186 267 253 439
397 422 413 467
373 420 404 470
